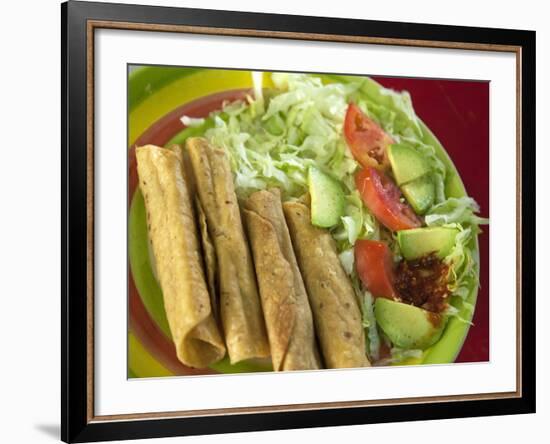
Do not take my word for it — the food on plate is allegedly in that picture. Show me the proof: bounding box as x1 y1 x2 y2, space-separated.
196 198 219 323
387 143 431 186
374 298 447 349
284 200 370 368
397 227 459 261
132 70 488 372
387 143 435 214
135 144 226 368
343 102 393 170
244 189 320 371
400 175 435 215
185 137 270 364
355 240 398 300
355 167 421 232
307 166 345 228
394 252 450 314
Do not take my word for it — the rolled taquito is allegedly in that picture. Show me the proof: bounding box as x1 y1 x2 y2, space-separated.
185 137 270 364
135 144 226 368
244 189 320 371
283 200 370 369
195 198 219 324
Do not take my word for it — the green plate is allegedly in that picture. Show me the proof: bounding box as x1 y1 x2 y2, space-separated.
128 67 479 377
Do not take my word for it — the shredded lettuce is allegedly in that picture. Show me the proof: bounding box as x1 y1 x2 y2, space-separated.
444 304 474 325
338 249 355 276
426 197 490 226
332 191 379 251
383 348 424 365
203 72 470 253
444 224 478 295
204 73 378 251
361 291 381 362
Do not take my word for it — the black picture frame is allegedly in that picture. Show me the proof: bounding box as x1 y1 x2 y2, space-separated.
62 1 536 442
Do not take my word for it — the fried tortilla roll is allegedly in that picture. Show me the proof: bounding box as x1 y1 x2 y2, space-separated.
185 137 270 363
283 200 370 369
195 198 219 324
244 189 320 371
136 144 226 368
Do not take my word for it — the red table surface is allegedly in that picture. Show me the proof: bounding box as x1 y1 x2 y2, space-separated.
372 76 489 363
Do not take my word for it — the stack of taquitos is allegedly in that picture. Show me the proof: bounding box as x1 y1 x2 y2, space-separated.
185 137 270 364
136 144 226 368
136 139 370 371
244 189 320 371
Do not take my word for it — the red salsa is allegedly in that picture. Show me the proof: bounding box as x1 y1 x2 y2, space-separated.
394 253 450 314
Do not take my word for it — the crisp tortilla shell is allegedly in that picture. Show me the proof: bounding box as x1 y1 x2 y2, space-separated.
185 137 270 363
136 144 225 368
244 189 320 371
283 200 370 369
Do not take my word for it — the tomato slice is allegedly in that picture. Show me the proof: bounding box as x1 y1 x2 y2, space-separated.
355 240 398 299
355 167 421 232
344 103 393 170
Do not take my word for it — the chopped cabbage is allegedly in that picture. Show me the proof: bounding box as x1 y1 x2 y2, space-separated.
361 290 381 362
425 197 490 226
389 348 423 364
338 249 355 276
443 224 479 298
204 73 378 251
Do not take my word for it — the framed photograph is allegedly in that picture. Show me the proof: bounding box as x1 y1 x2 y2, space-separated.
62 0 535 442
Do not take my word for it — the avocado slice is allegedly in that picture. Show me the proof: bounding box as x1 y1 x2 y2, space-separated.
374 298 447 349
308 166 345 228
397 227 459 260
388 143 431 185
401 175 435 215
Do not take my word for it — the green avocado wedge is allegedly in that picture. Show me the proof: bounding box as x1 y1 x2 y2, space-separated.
374 298 447 350
308 166 345 228
388 143 431 185
401 175 435 215
397 226 459 260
